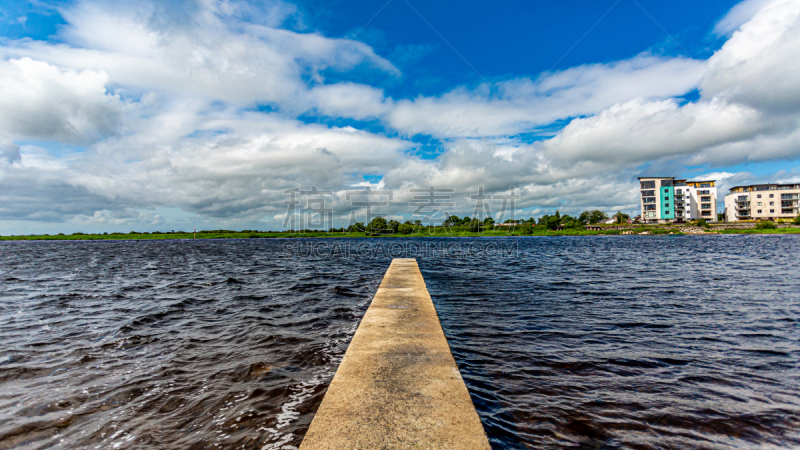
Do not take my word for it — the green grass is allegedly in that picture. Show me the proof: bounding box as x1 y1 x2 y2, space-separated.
2 225 799 241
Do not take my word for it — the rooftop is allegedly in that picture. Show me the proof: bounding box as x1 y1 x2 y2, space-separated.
728 183 800 192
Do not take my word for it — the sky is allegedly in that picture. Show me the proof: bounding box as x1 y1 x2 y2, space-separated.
1 0 800 233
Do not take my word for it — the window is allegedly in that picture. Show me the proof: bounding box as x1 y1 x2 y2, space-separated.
642 190 655 197
644 205 656 211
758 210 762 213
665 203 670 209
661 179 673 187
770 201 774 206
702 211 711 216
700 183 711 188
643 197 656 204
757 202 762 206
770 194 774 198
675 189 682 194
770 209 775 213
698 190 710 195
701 203 711 209
640 181 656 189
757 194 762 198
701 196 711 202
664 196 670 201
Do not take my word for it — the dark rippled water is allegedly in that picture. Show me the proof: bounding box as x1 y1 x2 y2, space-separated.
1 237 799 449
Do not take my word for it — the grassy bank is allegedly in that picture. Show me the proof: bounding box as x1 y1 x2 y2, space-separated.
3 225 800 241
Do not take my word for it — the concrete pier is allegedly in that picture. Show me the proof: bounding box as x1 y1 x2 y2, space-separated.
299 258 490 450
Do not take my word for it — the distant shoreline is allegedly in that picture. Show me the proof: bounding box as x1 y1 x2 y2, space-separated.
2 226 800 241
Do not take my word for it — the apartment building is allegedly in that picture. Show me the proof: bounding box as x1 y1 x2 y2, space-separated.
639 177 718 224
724 184 800 222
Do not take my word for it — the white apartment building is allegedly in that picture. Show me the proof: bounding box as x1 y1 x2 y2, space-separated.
724 184 800 222
639 177 718 224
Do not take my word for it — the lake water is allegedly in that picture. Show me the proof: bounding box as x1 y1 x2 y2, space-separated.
1 236 798 449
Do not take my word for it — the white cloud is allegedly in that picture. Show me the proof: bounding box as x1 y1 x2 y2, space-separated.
543 97 764 166
307 83 393 119
2 0 800 233
0 57 122 145
713 0 775 36
538 0 800 171
703 0 800 113
382 55 705 138
3 0 399 109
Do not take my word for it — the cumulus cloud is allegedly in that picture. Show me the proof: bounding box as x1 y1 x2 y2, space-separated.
3 0 399 108
703 0 800 114
539 0 800 171
0 58 122 145
714 0 775 36
382 55 706 138
2 0 800 233
543 97 764 166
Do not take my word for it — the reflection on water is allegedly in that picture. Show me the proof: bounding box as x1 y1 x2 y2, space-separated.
1 236 799 449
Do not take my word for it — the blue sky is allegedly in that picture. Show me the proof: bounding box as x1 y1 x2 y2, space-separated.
1 0 799 233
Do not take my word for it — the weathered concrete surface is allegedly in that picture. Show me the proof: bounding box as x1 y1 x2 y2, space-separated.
299 258 490 450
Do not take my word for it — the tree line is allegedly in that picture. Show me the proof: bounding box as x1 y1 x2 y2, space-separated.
336 210 631 235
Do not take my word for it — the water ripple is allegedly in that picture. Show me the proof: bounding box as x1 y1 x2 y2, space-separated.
1 236 799 449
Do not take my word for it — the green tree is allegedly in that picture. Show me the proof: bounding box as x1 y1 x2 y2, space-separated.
444 215 460 226
347 222 365 233
614 211 630 224
579 210 608 224
793 215 800 225
387 220 400 234
545 215 561 230
398 223 414 234
366 217 388 233
468 218 482 232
